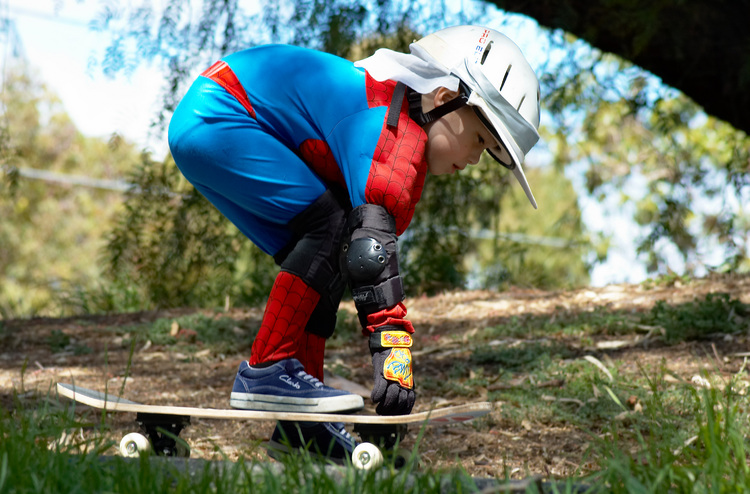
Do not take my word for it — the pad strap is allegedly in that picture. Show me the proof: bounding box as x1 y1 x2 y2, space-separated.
351 277 404 318
346 203 396 233
369 329 413 351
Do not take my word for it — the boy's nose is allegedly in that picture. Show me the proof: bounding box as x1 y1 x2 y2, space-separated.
468 148 483 165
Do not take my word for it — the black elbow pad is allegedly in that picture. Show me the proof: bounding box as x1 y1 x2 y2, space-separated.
342 204 405 326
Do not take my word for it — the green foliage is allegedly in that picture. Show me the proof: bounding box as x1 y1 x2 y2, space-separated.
0 65 143 317
327 307 362 349
473 291 749 347
487 165 593 289
639 271 692 289
44 329 93 355
115 312 257 354
542 39 750 277
470 341 573 370
1 393 485 494
640 292 750 343
104 153 278 309
402 157 591 293
45 329 72 353
58 279 152 315
589 377 750 492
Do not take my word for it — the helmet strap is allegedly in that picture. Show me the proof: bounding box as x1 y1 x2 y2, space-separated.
407 82 470 127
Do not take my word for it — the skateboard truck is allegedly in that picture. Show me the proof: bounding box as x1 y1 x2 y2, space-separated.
353 423 407 449
134 412 191 457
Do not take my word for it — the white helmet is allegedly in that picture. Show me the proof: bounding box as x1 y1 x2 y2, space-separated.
413 26 542 208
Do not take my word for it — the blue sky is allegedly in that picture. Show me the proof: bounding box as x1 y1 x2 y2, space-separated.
4 0 667 287
6 0 168 154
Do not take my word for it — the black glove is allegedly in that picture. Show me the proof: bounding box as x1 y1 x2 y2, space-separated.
369 327 416 415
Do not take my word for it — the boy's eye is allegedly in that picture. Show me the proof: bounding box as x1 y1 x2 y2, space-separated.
478 134 485 145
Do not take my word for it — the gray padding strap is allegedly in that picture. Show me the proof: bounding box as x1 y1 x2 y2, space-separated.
350 277 405 316
346 203 396 233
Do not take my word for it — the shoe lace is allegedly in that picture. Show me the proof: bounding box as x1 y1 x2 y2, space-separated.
296 370 325 389
331 422 354 442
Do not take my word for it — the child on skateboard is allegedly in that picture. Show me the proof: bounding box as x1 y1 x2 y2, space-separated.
168 25 541 459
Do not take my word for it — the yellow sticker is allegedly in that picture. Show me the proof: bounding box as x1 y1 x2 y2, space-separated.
383 348 414 388
380 331 413 348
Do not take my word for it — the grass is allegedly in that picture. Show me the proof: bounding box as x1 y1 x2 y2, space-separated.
100 307 364 358
108 312 258 357
0 395 499 494
3 289 749 492
590 374 750 492
3 365 749 493
417 291 750 492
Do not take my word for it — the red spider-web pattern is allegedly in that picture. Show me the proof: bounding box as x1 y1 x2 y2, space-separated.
249 272 324 378
299 139 347 190
201 61 257 119
364 74 428 235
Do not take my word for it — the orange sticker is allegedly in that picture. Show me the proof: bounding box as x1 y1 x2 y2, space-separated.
380 331 413 348
383 348 414 388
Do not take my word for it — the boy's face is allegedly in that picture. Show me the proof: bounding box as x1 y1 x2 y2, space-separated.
424 88 498 176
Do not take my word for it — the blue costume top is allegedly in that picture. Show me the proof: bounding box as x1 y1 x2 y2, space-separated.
168 44 428 256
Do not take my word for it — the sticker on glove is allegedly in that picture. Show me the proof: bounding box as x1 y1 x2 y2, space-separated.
383 348 414 388
380 331 413 348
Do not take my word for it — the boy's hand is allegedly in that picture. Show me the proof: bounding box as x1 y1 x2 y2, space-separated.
369 328 416 415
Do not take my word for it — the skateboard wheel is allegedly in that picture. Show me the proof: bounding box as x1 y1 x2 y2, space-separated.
174 440 190 458
392 447 417 469
352 442 383 470
120 432 151 457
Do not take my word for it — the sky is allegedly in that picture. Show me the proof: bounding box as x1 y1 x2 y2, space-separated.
5 0 169 155
3 0 660 287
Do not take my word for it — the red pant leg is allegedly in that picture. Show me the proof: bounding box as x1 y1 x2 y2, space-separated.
249 271 320 368
295 331 326 381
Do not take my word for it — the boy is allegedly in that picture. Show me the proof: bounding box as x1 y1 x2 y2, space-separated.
168 25 541 459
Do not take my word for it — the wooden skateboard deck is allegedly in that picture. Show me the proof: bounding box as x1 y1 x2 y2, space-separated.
56 382 491 425
57 382 492 468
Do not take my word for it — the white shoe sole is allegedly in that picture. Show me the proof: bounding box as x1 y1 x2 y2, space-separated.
229 392 364 413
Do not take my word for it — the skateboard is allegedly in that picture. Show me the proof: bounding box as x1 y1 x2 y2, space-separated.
56 382 492 470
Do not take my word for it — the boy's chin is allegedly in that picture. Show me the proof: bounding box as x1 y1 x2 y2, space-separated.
427 164 455 176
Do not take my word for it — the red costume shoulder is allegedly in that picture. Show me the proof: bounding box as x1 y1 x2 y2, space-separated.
363 74 428 236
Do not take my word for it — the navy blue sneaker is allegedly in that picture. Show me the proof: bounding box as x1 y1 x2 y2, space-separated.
230 359 365 413
265 421 356 464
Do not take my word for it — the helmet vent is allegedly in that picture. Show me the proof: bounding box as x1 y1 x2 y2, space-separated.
499 65 512 91
480 41 493 65
516 94 526 111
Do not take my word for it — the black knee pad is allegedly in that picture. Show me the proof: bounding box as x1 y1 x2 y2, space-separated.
274 189 350 339
304 277 346 339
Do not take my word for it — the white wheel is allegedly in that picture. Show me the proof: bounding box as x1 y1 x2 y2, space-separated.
174 440 191 458
119 432 151 458
392 447 418 469
352 442 384 470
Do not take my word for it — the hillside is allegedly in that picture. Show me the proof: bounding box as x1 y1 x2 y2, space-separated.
2 273 749 479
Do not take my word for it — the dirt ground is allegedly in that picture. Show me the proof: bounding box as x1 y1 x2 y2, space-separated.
2 273 749 480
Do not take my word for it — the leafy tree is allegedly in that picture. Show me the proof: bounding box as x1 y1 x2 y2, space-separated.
485 0 750 137
104 153 277 309
402 156 591 292
540 41 749 274
0 65 142 316
61 0 749 300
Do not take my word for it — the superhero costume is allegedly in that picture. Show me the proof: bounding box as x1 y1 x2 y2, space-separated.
168 44 425 383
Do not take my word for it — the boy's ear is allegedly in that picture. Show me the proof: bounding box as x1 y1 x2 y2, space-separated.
434 87 460 107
